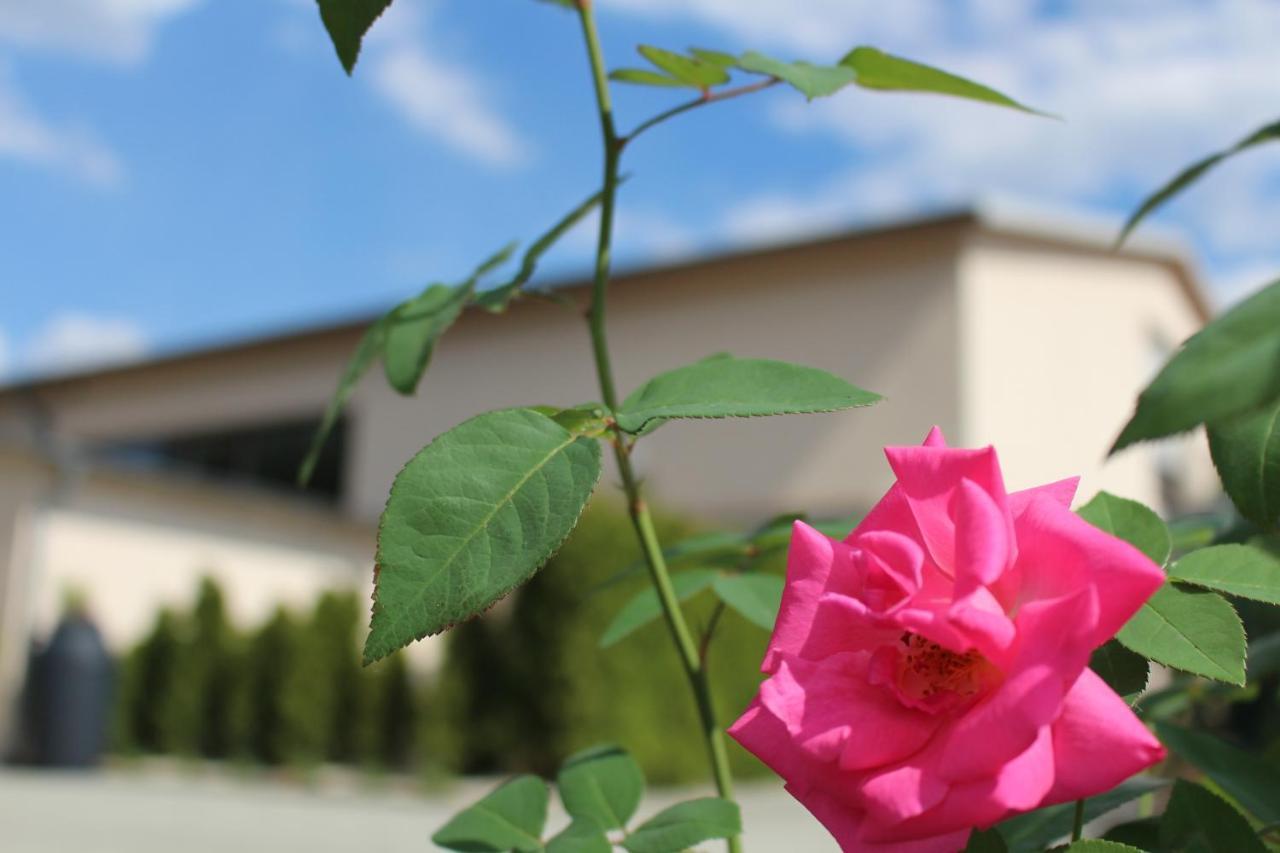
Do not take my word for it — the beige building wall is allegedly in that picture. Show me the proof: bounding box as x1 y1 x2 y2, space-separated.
0 215 1217 732
25 476 375 651
956 231 1215 512
352 224 965 524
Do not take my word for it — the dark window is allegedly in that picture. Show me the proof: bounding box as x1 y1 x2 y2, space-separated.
95 416 345 502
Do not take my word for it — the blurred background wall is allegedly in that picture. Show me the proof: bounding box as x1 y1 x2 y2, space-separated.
0 210 1216 760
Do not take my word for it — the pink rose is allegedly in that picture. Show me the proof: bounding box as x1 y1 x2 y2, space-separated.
729 428 1166 852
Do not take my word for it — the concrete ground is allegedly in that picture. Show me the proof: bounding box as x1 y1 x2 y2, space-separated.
0 765 838 852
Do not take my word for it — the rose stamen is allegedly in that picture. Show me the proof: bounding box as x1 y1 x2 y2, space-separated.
890 632 991 711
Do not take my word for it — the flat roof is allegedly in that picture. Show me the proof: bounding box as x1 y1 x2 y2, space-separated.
0 207 1209 396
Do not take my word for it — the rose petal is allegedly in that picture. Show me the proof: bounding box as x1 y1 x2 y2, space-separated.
954 478 1013 592
1042 668 1166 805
877 726 1056 841
765 522 856 671
788 786 972 853
883 443 1014 576
727 699 815 784
1013 495 1165 647
1008 477 1079 516
759 654 941 769
804 593 901 661
858 762 950 824
948 585 1016 665
845 483 926 548
925 586 1097 782
859 530 926 613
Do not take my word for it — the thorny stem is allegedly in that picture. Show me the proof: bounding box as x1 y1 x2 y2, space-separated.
575 3 741 850
700 601 728 666
622 77 782 147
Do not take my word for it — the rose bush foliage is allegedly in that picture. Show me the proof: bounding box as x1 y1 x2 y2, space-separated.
730 428 1167 852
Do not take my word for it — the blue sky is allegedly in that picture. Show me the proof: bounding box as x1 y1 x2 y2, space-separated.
2 0 1279 380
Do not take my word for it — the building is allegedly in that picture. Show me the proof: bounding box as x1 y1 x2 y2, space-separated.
0 209 1215 738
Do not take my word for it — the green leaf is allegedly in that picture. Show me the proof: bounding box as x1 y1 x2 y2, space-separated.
1089 640 1149 700
384 242 517 395
546 819 611 853
557 744 645 831
737 51 855 99
382 282 471 395
469 241 519 281
1116 583 1245 685
1077 492 1172 566
841 47 1046 115
689 47 736 67
594 531 750 598
622 798 741 853
811 513 864 539
1208 399 1280 530
433 775 550 853
600 569 718 649
1119 119 1280 245
748 515 806 556
315 0 393 74
366 408 602 663
964 828 1009 852
1169 514 1229 554
1102 818 1161 850
996 777 1165 852
659 531 751 564
638 45 730 87
1062 842 1146 853
712 573 784 630
475 188 611 313
299 316 389 486
1159 779 1267 853
615 356 881 435
1112 279 1280 451
609 68 693 88
549 404 612 438
1169 541 1280 604
1155 722 1280 823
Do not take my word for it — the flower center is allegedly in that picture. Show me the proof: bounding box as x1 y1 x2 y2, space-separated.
877 632 995 714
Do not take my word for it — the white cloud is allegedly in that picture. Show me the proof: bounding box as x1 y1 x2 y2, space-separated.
369 45 527 168
0 0 201 65
0 328 10 379
606 0 1280 296
600 0 937 57
0 0 199 186
361 2 527 169
24 313 148 375
0 68 122 185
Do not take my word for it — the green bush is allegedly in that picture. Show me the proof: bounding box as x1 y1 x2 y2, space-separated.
189 578 240 759
438 502 774 784
112 580 244 759
356 651 416 770
113 608 183 754
232 605 331 765
306 591 363 763
109 504 773 784
425 615 521 775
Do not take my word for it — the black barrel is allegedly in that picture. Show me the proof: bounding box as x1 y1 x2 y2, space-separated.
32 614 113 767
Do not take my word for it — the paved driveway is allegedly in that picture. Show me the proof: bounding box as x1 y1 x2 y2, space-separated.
0 766 838 852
